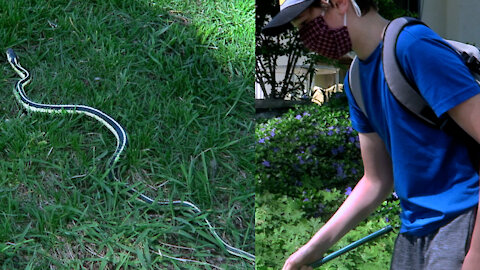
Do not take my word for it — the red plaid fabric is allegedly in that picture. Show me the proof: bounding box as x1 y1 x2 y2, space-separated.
299 16 352 59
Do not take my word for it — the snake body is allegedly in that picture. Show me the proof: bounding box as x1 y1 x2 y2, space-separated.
6 48 254 262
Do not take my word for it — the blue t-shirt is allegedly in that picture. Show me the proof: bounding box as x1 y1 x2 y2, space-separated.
344 24 480 236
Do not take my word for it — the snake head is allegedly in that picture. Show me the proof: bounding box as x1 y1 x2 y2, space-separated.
6 48 18 65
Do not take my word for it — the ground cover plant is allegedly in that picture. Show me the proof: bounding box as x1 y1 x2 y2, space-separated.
255 93 401 269
0 0 254 269
255 191 400 269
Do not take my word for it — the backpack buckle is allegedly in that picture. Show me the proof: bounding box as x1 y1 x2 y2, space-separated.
461 52 480 74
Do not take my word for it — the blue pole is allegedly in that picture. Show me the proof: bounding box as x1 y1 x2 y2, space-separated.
309 225 393 268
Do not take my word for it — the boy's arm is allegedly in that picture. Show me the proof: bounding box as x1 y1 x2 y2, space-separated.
448 93 480 270
282 132 394 270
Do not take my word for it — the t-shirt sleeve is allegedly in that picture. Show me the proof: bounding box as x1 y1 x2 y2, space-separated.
344 75 374 133
396 25 480 118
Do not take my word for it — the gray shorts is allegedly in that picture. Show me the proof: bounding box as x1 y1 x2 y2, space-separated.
390 207 477 270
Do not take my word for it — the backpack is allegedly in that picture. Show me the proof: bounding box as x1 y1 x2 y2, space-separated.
348 17 480 171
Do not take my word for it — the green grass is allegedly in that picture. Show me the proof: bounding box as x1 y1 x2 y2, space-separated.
0 0 254 269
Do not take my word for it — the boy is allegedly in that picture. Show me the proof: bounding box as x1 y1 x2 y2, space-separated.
262 0 480 269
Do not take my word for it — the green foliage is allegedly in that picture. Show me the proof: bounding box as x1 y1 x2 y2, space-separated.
377 0 419 20
255 192 325 269
256 94 363 196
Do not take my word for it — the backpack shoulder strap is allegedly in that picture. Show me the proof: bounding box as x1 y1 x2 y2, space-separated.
347 17 440 124
384 18 480 171
348 56 368 118
382 17 441 127
348 17 471 127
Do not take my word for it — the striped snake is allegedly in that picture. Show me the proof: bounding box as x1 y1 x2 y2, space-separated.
6 48 254 263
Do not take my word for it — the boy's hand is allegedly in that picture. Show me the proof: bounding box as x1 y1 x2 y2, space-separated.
282 244 320 270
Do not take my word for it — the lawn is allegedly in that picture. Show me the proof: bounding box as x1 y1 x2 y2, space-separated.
0 0 254 269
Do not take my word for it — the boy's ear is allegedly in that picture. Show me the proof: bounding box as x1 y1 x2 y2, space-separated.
334 0 350 14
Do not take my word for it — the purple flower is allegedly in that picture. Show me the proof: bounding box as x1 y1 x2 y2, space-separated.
262 160 271 167
303 112 311 117
393 192 399 199
345 186 352 196
331 146 345 155
298 155 305 165
303 198 310 202
335 163 346 179
258 138 265 144
385 217 390 223
273 147 280 153
270 129 276 137
295 114 302 120
317 203 325 211
349 137 356 143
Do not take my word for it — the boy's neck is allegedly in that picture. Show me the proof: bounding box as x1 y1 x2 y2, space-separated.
349 10 389 60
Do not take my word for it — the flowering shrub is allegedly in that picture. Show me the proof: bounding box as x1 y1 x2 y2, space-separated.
256 93 363 196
